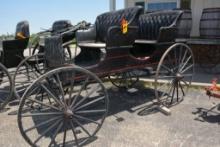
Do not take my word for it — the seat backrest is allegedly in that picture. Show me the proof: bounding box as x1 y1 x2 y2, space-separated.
15 21 30 39
95 6 144 42
200 7 220 39
138 10 183 40
52 20 74 43
52 20 72 33
44 36 65 68
2 38 29 68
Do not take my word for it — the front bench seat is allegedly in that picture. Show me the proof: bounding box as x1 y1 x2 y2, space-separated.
76 6 144 49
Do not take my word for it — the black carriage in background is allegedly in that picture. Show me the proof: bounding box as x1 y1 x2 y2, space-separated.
0 21 29 109
17 7 194 146
13 20 90 100
0 19 90 109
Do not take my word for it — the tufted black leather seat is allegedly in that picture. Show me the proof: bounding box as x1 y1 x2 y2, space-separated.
135 10 184 44
76 6 144 48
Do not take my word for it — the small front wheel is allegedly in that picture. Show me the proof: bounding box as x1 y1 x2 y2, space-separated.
108 70 139 89
155 43 194 107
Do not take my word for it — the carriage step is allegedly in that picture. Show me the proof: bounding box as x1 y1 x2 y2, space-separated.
157 105 171 115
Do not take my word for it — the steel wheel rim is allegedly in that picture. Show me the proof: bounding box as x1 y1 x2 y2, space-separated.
155 43 194 106
0 63 13 109
13 53 46 99
109 70 139 89
18 65 109 147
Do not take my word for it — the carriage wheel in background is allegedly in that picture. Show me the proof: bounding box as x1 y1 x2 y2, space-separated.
13 54 46 99
0 63 13 109
18 65 109 146
155 43 194 107
108 70 139 89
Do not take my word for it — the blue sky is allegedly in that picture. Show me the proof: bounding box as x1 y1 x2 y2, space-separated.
0 0 124 35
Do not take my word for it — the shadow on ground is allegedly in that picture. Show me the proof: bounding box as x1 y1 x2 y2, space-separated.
192 103 220 125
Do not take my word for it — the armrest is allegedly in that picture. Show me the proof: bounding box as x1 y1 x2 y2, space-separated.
157 26 177 42
106 25 138 47
76 26 96 43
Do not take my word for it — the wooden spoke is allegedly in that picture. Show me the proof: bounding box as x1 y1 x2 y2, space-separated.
70 76 90 108
73 85 101 110
73 119 92 137
155 43 194 106
24 116 62 133
74 96 105 111
33 119 62 144
48 122 63 147
27 97 61 111
69 120 79 147
74 114 101 125
40 83 64 108
180 64 194 74
76 109 106 114
21 112 63 117
62 121 67 147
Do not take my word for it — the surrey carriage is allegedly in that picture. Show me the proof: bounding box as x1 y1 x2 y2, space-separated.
15 6 195 146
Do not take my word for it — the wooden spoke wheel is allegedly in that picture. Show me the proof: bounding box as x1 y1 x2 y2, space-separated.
18 65 108 147
0 63 13 109
155 43 194 107
108 70 139 89
13 54 46 99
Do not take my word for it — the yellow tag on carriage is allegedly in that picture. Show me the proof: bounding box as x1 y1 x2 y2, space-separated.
121 18 128 34
16 32 26 39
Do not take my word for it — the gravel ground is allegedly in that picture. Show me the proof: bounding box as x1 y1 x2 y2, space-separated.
0 82 219 147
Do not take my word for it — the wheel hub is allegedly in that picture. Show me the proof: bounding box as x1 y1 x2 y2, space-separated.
175 73 184 81
64 108 74 119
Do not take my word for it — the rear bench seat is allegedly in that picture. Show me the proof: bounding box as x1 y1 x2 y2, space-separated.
135 10 184 45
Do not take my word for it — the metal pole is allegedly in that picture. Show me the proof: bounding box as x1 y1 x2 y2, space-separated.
177 0 181 8
110 0 116 11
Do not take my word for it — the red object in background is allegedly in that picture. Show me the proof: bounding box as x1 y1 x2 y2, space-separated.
205 78 220 99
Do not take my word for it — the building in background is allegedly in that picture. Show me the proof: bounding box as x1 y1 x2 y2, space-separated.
124 0 220 37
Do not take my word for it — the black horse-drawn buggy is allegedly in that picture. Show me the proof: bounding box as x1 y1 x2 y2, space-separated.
0 19 90 109
2 6 194 146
